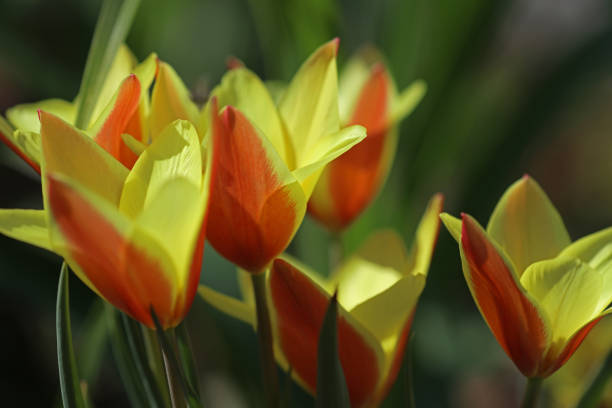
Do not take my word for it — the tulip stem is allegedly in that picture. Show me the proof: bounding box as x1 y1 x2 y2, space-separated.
577 349 612 408
251 271 280 408
329 233 344 273
521 377 543 408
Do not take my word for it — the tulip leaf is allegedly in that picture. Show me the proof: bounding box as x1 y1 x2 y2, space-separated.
175 323 201 400
315 291 350 408
75 0 141 129
56 263 87 408
150 308 203 408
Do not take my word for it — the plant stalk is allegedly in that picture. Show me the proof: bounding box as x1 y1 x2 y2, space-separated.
577 350 612 408
251 270 279 408
521 377 543 408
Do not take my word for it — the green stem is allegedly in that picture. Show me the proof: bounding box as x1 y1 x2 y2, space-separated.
521 377 543 408
404 334 416 408
577 350 612 408
328 233 344 274
160 330 185 408
251 271 280 408
74 0 141 129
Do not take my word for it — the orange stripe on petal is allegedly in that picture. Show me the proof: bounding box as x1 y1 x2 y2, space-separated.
94 75 141 168
461 214 549 377
207 103 298 272
270 259 380 407
0 129 41 174
47 174 174 328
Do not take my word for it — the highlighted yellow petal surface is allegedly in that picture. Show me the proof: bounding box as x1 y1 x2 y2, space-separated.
291 124 366 198
406 193 444 277
198 285 256 327
150 61 199 140
0 209 51 250
389 80 427 125
521 257 603 343
279 39 341 161
440 212 462 243
40 111 128 206
7 99 76 134
487 176 571 276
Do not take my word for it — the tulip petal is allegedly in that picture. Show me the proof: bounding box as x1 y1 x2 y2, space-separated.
40 111 128 206
337 51 373 124
207 103 306 272
119 120 202 218
292 124 366 199
521 257 603 343
461 214 551 377
389 80 427 125
0 209 51 250
440 212 462 243
89 75 141 168
150 61 199 141
406 193 444 277
279 39 341 164
46 173 176 328
206 68 292 167
269 258 384 407
121 133 146 156
348 64 392 134
197 285 256 327
487 176 571 276
7 99 76 134
0 124 42 173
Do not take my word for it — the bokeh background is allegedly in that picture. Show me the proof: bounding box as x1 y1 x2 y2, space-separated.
1 0 611 406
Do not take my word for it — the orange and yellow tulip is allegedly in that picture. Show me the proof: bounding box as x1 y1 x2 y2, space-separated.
307 48 426 231
203 39 366 273
199 193 442 406
0 112 217 329
441 175 612 378
0 45 157 172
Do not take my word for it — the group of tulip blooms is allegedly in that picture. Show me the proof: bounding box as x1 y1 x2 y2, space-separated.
0 36 609 407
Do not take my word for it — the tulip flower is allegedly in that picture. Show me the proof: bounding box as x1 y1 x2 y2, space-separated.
307 48 426 231
204 39 366 273
440 175 612 378
0 113 217 329
199 193 442 406
0 45 157 171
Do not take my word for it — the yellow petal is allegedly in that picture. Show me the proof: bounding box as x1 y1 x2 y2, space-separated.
487 176 571 276
440 212 462 243
521 257 603 343
121 133 146 156
150 61 199 141
198 285 256 327
389 80 427 125
39 111 128 206
206 68 292 168
120 120 202 218
7 99 76 134
406 193 443 277
0 209 51 251
2 129 42 170
291 124 366 198
279 39 341 163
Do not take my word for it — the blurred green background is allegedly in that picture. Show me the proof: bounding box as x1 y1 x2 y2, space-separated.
1 0 611 406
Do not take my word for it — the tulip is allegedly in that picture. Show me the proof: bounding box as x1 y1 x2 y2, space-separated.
199 193 442 406
440 175 612 378
204 39 366 273
0 113 217 329
307 48 426 231
0 45 157 172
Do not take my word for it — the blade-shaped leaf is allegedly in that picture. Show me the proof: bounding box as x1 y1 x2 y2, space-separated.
175 323 201 400
56 263 86 408
315 291 350 408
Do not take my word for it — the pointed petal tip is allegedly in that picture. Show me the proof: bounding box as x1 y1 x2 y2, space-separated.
226 56 244 70
37 109 43 121
331 37 340 55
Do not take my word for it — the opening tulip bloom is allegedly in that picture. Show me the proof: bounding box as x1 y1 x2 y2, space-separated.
204 39 366 273
199 193 442 406
0 45 157 172
307 48 426 231
0 113 217 329
441 175 612 378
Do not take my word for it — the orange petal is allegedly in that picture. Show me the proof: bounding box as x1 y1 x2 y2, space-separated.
47 174 174 328
269 258 382 407
308 66 393 230
93 74 141 168
461 214 549 377
207 101 304 272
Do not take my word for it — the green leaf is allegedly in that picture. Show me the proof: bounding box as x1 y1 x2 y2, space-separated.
315 291 350 408
56 263 86 408
150 308 203 408
74 0 141 129
175 323 201 400
577 349 612 408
